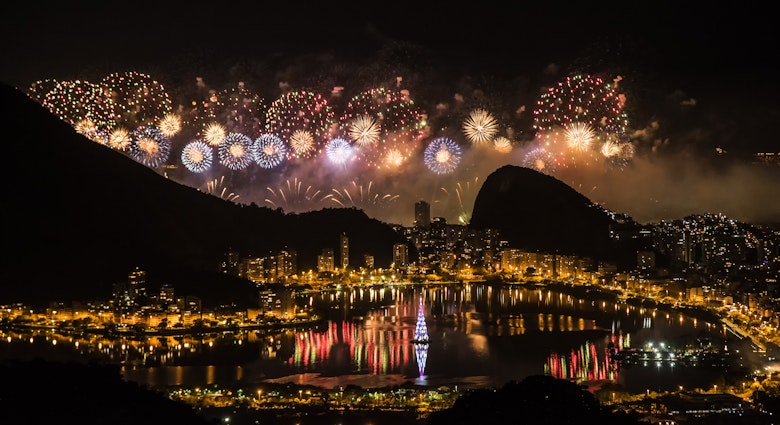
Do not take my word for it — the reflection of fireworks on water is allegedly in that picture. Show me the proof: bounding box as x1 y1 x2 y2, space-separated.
130 126 170 168
203 122 227 146
348 115 381 147
424 137 461 175
253 134 287 169
438 176 480 224
325 137 354 166
462 108 498 145
493 136 513 153
218 132 254 170
158 113 182 138
264 178 328 211
265 90 335 159
100 71 172 127
326 180 401 209
533 74 628 133
203 175 239 202
522 147 558 174
181 140 213 173
564 122 595 152
41 80 117 131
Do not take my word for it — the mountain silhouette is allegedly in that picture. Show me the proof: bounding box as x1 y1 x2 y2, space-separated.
0 83 407 307
470 165 635 264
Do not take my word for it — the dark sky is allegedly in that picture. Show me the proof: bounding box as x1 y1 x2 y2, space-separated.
2 1 779 225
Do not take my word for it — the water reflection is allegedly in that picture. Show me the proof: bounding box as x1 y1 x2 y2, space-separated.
0 283 755 393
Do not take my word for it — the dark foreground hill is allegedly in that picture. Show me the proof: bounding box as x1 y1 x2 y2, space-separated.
469 165 647 267
0 83 407 307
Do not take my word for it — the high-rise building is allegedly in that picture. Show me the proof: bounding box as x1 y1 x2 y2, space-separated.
414 200 431 229
318 248 335 272
340 232 349 269
127 266 147 300
393 243 409 267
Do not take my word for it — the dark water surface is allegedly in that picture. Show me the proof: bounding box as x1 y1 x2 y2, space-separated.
1 283 759 394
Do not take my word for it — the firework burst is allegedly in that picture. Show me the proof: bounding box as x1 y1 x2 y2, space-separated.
462 108 499 145
108 127 131 151
348 115 381 147
130 126 171 168
522 147 558 174
100 71 172 127
41 80 117 131
158 113 182 138
533 74 628 133
424 137 462 175
564 122 596 152
254 134 287 169
265 90 335 158
213 82 266 135
181 140 213 173
26 79 61 103
493 136 513 153
339 87 426 169
288 129 316 158
203 122 227 147
218 132 254 170
74 119 108 144
325 137 354 166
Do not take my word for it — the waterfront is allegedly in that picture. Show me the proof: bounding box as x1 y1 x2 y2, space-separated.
0 282 766 396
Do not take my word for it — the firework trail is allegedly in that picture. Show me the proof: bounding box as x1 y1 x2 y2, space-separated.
203 175 240 202
326 179 401 210
264 177 329 211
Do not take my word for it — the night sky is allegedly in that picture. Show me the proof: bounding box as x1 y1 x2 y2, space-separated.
2 1 779 226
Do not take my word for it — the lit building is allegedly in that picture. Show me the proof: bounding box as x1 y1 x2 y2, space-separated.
393 243 409 267
414 200 431 229
364 254 375 269
318 248 335 272
159 283 174 305
340 232 349 270
127 266 147 300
